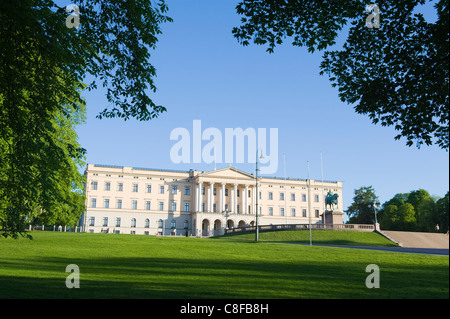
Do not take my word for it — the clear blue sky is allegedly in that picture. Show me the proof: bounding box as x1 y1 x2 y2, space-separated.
77 0 449 217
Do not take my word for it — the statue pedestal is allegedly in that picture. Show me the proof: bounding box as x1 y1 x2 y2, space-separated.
324 210 344 225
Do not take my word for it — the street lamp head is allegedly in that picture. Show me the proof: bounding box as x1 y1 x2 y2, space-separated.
258 150 264 160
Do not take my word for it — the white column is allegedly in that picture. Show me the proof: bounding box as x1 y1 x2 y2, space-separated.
220 183 225 213
244 184 248 214
199 181 203 213
223 183 227 212
210 183 214 212
233 184 237 214
207 183 211 213
194 182 199 212
253 187 256 215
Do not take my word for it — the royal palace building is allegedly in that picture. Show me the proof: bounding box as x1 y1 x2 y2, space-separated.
80 164 343 236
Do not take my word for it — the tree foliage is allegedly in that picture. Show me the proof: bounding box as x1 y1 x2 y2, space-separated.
345 186 379 224
233 0 449 149
0 0 171 238
380 202 417 230
379 189 449 231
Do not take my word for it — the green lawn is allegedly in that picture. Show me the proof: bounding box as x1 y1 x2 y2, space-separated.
218 229 399 246
0 231 447 299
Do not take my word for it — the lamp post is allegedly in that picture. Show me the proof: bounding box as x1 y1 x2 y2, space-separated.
224 209 230 235
255 150 264 242
372 200 379 231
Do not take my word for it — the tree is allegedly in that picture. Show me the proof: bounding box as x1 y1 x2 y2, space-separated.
233 0 449 149
346 186 379 224
434 192 449 233
0 0 172 238
380 202 417 231
378 189 450 231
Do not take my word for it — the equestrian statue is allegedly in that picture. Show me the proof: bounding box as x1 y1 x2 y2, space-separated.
325 190 339 211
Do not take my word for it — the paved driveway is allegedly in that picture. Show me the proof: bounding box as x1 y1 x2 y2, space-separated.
278 242 449 256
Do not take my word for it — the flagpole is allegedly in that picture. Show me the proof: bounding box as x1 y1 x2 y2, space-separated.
321 152 325 227
283 153 287 226
214 138 217 171
307 161 312 246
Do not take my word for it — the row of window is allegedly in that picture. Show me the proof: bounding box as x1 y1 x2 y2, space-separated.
89 198 320 217
90 181 326 203
91 181 169 194
267 207 320 218
90 198 188 211
89 217 189 229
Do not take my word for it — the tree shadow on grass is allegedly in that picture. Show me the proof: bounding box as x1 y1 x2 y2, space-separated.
0 254 447 299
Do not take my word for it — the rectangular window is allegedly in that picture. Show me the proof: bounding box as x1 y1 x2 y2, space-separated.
160 185 165 194
315 209 320 218
159 201 164 211
280 192 284 201
104 182 110 191
314 194 319 202
103 199 109 208
291 208 296 217
280 207 285 216
268 192 273 200
91 181 98 190
302 194 307 202
145 200 151 210
171 185 178 194
302 208 307 217
268 207 273 216
184 201 190 212
201 202 205 212
132 183 139 193
132 200 137 210
171 201 177 211
184 187 190 195
116 199 122 209
213 203 216 213
90 198 97 208
117 183 123 192
89 217 95 226
291 193 295 201
103 217 108 227
213 188 217 196
225 188 229 196
146 184 151 193
131 218 136 228
116 217 121 227
201 187 205 195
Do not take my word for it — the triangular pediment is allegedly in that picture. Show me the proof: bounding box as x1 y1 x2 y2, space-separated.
198 166 255 181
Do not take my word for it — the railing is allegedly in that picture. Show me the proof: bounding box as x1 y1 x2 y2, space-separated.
224 223 375 235
28 225 83 232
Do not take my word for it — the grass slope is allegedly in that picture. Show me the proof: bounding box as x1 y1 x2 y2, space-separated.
0 232 447 299
218 229 398 246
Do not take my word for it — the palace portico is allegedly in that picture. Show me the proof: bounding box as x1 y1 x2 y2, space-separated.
191 168 263 236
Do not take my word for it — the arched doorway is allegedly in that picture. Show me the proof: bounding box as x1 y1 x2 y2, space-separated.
238 220 246 228
214 219 222 236
227 219 234 229
202 219 210 237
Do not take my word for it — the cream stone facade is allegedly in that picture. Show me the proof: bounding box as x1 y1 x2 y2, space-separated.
80 164 343 236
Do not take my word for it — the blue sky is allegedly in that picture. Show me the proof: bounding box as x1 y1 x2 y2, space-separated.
77 0 449 215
